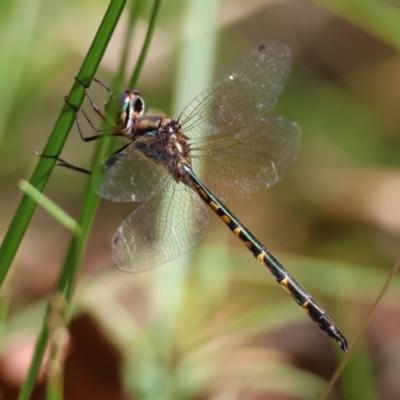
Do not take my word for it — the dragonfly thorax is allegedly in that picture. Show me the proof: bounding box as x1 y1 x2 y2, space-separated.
131 115 191 182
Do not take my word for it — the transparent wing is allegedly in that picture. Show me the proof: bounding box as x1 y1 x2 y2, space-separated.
93 141 171 203
112 179 210 272
190 117 301 201
178 42 292 139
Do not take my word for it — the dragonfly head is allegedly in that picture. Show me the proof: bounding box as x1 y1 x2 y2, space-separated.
106 90 145 132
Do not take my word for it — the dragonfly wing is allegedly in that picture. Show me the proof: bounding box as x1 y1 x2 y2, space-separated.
190 117 301 201
112 178 210 272
93 141 170 203
179 42 292 139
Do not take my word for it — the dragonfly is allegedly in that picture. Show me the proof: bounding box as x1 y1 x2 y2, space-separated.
41 42 348 351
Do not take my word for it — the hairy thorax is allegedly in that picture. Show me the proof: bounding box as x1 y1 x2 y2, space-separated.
131 115 191 182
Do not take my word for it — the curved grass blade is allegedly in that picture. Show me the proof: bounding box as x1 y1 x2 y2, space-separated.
18 180 81 236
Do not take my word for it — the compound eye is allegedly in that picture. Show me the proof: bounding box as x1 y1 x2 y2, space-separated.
117 93 131 128
119 92 130 109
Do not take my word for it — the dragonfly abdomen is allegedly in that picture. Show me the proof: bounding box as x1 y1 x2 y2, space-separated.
183 163 349 352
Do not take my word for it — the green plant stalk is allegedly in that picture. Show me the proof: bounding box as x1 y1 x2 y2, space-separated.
18 180 81 235
45 334 65 400
116 0 146 85
46 382 62 400
45 294 68 400
0 0 127 290
16 2 128 399
128 0 163 88
18 322 50 400
0 275 12 347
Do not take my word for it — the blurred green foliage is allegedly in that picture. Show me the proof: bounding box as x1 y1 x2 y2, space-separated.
1 0 400 399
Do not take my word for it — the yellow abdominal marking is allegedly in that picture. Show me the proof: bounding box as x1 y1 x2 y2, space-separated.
221 215 231 224
301 302 311 315
256 252 265 263
233 227 241 236
196 187 207 200
209 201 220 212
279 277 291 294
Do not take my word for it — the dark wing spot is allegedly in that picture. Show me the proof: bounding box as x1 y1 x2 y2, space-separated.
257 43 267 51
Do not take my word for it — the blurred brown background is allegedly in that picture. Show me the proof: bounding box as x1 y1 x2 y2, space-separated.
1 0 400 399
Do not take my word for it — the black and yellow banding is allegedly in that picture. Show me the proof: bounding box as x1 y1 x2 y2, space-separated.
182 163 349 352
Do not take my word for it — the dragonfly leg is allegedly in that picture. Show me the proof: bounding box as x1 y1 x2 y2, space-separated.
34 150 92 175
73 77 106 119
64 79 119 143
93 78 112 94
63 93 103 143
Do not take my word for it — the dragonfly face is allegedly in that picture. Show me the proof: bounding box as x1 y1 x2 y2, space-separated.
106 89 144 133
